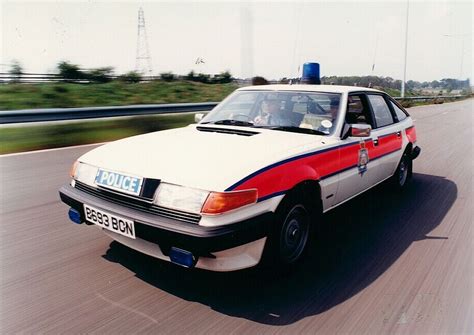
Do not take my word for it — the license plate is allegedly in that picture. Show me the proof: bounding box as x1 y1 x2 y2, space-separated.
94 169 143 196
84 204 135 239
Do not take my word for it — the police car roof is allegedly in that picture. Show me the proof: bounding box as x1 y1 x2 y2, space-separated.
237 84 382 94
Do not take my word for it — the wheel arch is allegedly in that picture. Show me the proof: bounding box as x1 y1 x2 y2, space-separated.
278 179 322 217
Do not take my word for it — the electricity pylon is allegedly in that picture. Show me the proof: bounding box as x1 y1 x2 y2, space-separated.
135 7 153 76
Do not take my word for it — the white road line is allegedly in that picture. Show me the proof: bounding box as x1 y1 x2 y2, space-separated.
442 112 448 115
0 142 106 157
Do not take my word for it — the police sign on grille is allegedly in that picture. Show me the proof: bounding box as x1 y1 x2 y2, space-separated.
95 169 142 196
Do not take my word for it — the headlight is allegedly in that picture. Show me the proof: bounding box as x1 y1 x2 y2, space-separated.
71 162 99 185
154 183 258 215
154 183 210 214
70 161 79 178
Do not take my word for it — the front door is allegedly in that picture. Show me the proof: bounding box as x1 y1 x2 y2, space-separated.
335 93 378 205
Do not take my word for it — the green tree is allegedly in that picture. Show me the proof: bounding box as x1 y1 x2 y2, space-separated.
86 67 114 83
251 76 269 85
185 71 196 81
160 72 175 82
196 73 210 83
212 71 232 84
9 60 23 83
430 80 440 88
57 61 86 81
406 80 417 90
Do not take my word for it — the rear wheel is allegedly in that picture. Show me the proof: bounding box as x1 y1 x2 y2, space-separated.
392 149 412 190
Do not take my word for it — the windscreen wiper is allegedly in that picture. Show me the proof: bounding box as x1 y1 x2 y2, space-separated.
255 125 327 135
204 119 255 127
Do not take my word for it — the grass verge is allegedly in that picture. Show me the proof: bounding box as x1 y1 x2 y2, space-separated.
0 81 237 110
0 113 194 154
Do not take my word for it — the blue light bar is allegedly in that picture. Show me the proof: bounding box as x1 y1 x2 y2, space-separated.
301 62 320 84
170 247 196 268
68 208 83 224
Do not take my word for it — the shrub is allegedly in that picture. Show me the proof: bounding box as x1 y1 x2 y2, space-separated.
196 73 210 84
185 71 213 84
212 71 233 84
118 71 142 83
86 67 114 83
57 61 86 81
252 76 269 85
185 71 196 81
160 72 175 82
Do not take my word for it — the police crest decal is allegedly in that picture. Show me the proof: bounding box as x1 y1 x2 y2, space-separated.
358 141 369 174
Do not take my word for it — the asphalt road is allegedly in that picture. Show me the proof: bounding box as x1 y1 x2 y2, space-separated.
1 99 472 334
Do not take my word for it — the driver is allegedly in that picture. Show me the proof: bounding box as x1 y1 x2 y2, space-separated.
254 97 288 126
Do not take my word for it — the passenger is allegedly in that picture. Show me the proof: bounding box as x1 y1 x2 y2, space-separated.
316 98 340 133
328 98 339 121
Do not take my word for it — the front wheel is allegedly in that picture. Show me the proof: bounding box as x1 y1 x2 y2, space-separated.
279 204 310 264
262 195 313 268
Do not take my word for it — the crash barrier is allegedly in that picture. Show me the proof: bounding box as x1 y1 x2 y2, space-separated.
0 102 219 124
0 95 468 124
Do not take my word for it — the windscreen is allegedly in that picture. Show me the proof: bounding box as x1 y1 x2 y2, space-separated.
201 90 342 135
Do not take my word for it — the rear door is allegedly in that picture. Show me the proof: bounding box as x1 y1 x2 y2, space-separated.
366 93 403 183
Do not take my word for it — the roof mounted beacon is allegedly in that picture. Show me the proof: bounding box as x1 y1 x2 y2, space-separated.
301 62 320 85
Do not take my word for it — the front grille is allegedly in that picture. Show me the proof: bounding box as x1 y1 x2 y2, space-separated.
75 181 201 224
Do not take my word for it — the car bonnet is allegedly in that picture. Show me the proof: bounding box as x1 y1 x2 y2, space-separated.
78 124 326 192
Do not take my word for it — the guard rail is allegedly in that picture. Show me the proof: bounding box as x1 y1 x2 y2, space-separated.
0 95 468 124
0 102 219 124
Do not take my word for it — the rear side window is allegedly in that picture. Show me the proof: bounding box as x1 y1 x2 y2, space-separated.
390 101 408 121
368 94 394 128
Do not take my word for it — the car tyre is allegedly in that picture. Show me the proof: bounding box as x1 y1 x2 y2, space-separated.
391 149 412 190
262 193 313 270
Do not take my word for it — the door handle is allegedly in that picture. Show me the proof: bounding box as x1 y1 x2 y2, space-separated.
373 138 379 146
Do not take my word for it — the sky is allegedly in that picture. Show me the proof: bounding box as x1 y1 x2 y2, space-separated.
1 0 472 82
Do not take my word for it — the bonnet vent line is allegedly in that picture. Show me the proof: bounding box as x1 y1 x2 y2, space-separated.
196 126 259 137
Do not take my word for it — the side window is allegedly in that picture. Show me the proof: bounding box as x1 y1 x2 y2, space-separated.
389 100 408 121
368 94 395 128
346 94 373 127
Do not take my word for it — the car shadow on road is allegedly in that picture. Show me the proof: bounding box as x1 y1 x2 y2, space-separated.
103 173 457 326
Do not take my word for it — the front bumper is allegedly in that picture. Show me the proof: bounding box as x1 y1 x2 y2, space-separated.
59 184 273 271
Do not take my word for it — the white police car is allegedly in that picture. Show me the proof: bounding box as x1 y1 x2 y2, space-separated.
60 84 420 271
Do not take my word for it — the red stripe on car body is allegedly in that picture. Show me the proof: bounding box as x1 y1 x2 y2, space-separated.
231 131 403 200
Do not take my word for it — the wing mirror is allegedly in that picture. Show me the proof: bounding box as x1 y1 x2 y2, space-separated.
194 113 205 123
342 123 371 139
350 124 371 137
